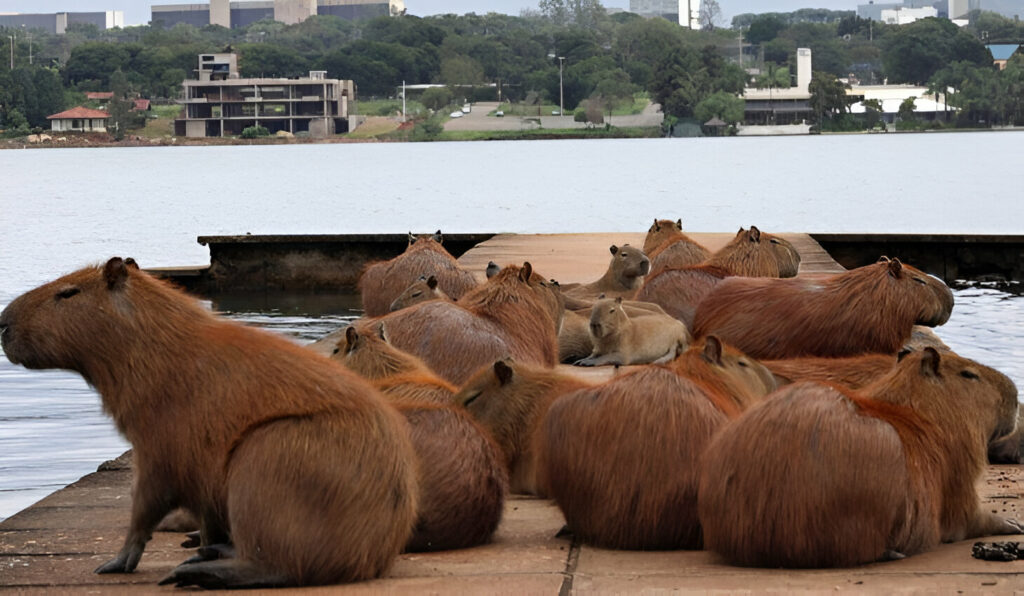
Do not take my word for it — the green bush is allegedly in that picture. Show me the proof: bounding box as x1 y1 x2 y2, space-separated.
240 125 270 138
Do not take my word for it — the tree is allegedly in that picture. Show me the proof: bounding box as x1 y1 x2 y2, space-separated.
420 86 454 110
107 68 133 140
862 98 883 129
882 17 989 84
440 55 485 86
808 71 851 126
744 14 787 45
694 91 744 125
699 0 722 31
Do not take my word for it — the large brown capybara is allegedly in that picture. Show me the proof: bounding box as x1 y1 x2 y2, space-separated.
332 324 456 405
0 258 418 588
692 257 955 360
634 264 731 328
643 218 711 274
563 244 651 301
536 338 776 550
704 226 801 278
358 231 477 317
456 359 593 495
698 348 1023 568
358 263 564 385
576 296 690 366
389 275 451 312
332 326 506 551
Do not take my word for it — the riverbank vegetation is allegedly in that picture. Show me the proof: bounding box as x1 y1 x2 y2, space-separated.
0 4 1021 139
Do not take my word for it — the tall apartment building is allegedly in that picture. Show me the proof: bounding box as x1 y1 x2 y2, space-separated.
152 0 404 29
0 11 124 35
176 54 356 138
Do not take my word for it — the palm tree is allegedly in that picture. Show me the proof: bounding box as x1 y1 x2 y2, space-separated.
755 64 790 124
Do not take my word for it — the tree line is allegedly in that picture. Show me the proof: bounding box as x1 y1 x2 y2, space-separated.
1 4 1021 134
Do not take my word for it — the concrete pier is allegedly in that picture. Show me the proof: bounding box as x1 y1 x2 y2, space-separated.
2 232 1022 592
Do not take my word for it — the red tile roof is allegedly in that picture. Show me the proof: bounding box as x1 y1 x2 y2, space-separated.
86 91 114 100
48 106 111 120
132 99 151 111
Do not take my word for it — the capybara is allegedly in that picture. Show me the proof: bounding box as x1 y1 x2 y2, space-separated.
634 265 731 328
667 335 778 417
643 219 711 274
559 299 676 363
699 348 1023 568
564 244 651 301
357 263 564 385
989 413 1024 464
536 339 776 550
333 325 456 405
576 296 690 366
389 275 451 312
332 327 506 551
692 257 955 359
456 359 593 495
358 231 477 317
704 226 801 278
0 258 418 588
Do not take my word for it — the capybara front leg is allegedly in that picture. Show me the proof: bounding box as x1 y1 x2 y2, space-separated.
181 543 237 565
159 559 289 589
967 511 1024 539
95 476 174 573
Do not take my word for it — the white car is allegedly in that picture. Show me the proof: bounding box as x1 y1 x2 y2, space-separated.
449 111 464 118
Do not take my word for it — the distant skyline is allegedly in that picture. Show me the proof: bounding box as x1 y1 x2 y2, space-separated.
0 0 868 27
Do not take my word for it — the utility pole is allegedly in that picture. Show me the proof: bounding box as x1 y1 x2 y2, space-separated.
401 80 406 123
558 56 565 116
8 35 13 70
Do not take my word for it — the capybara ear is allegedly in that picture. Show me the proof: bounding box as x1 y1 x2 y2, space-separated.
407 232 416 245
344 326 360 354
494 360 514 386
124 258 140 270
877 255 891 264
486 262 500 279
897 348 914 362
433 230 443 243
888 258 903 278
609 245 619 255
675 218 682 229
550 279 560 288
426 276 439 290
520 262 533 281
921 347 941 377
749 226 761 242
615 296 623 304
650 218 658 231
702 336 724 365
103 257 130 290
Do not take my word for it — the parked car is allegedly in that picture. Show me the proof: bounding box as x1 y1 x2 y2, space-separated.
495 110 504 117
449 111 464 118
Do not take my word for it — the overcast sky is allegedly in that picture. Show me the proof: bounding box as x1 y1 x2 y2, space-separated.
0 0 864 27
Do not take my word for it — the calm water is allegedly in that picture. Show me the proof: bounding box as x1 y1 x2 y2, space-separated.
2 132 1024 520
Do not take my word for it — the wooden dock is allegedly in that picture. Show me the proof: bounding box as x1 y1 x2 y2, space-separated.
2 233 1021 593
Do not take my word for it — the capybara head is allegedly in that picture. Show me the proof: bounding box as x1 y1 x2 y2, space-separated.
333 324 425 380
643 219 683 254
871 347 1019 445
486 261 500 279
706 226 798 278
589 296 628 341
468 262 566 335
609 244 650 282
876 257 954 327
1 257 190 372
762 231 801 277
670 336 777 415
408 230 443 245
389 275 449 312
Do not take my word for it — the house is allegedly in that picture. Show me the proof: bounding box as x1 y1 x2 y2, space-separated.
987 44 1022 70
85 92 114 101
847 85 953 123
132 99 152 112
47 106 110 132
176 53 356 138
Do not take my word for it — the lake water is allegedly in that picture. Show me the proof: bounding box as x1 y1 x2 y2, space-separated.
2 131 1024 520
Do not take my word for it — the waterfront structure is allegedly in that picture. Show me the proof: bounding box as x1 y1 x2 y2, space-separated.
0 11 123 35
151 0 405 29
742 48 813 126
176 53 355 137
47 107 109 133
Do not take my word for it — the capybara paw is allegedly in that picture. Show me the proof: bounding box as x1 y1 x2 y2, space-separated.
878 549 906 561
94 550 140 574
181 531 201 549
1003 518 1024 535
574 358 597 367
182 543 237 565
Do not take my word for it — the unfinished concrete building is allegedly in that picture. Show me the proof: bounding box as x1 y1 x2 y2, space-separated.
177 54 356 138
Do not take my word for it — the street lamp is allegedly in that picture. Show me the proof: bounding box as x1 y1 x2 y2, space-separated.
547 53 565 115
8 35 13 70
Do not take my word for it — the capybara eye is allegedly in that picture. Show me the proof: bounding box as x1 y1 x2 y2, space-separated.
913 277 927 285
411 292 422 298
737 360 749 367
332 348 340 355
55 287 81 301
960 370 980 380
770 239 781 244
463 392 481 407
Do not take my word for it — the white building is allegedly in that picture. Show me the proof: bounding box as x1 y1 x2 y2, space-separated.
628 0 699 28
880 6 938 24
848 85 953 122
47 107 109 133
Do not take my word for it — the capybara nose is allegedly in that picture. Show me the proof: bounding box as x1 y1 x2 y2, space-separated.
640 260 651 275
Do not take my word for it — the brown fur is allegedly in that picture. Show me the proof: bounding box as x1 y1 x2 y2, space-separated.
536 339 777 550
704 226 801 278
391 400 508 552
358 232 477 317
692 258 955 359
0 258 418 588
667 336 778 418
644 219 711 274
357 263 564 385
332 325 456 405
564 244 651 301
577 296 690 366
635 265 731 328
456 360 593 495
389 275 451 312
698 348 1022 568
763 353 899 389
